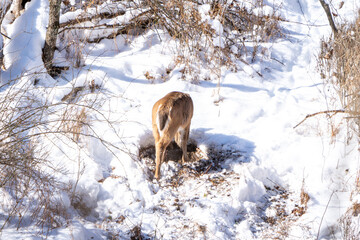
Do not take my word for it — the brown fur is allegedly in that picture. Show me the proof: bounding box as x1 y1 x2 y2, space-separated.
152 91 194 179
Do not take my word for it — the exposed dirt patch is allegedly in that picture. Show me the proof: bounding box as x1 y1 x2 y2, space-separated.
259 185 311 239
139 141 201 164
138 139 246 183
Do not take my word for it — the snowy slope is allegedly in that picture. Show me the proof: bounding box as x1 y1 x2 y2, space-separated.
1 0 360 239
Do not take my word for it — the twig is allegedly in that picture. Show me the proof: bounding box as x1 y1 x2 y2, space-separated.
266 177 287 191
200 163 212 177
317 191 336 239
59 23 123 33
59 9 126 28
86 17 153 43
319 0 338 36
293 109 345 129
240 59 263 78
58 10 154 44
0 31 11 39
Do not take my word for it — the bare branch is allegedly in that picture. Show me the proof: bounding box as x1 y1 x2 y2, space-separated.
319 0 338 35
293 109 346 129
0 31 10 40
59 9 126 28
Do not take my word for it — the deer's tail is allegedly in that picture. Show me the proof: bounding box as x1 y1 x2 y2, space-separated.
157 108 168 132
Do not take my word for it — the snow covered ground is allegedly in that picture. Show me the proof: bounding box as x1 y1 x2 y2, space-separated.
1 0 360 239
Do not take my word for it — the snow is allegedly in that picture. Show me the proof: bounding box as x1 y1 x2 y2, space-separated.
1 0 360 239
1 0 48 78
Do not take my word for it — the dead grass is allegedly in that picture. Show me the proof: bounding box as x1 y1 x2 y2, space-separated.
300 187 310 206
318 11 360 135
339 203 360 240
129 225 142 240
0 84 70 233
61 106 88 142
0 74 114 234
318 13 360 238
146 0 284 81
261 182 311 239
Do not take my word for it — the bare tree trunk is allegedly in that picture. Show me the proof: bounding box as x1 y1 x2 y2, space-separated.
13 0 22 18
0 1 12 70
42 0 61 76
319 0 338 36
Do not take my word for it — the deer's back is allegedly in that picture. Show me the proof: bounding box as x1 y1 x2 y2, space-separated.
153 92 193 129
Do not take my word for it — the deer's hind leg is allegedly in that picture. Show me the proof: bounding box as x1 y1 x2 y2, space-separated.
175 125 190 164
155 127 178 179
154 140 168 179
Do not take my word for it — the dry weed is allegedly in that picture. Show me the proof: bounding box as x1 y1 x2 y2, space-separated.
300 182 310 206
318 11 360 135
59 29 85 68
130 225 143 240
0 85 70 233
339 203 360 240
317 14 360 237
61 106 88 142
292 185 310 218
144 71 155 83
144 0 284 81
355 170 360 193
57 0 284 82
0 74 111 233
261 181 311 239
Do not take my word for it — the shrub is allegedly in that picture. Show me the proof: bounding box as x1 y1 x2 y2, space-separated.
58 0 284 82
0 79 108 233
146 0 284 81
318 11 360 135
0 82 69 232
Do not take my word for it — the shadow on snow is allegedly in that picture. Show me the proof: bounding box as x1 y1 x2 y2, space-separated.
138 128 255 182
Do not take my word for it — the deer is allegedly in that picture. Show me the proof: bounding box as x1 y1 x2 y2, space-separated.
152 91 194 179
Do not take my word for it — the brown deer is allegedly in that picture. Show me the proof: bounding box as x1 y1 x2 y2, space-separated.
152 91 194 179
